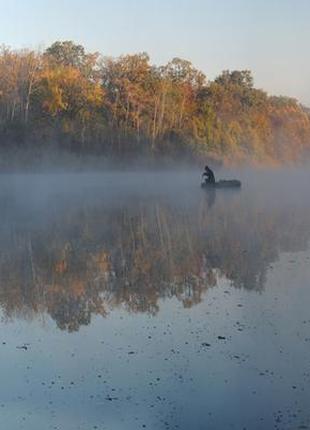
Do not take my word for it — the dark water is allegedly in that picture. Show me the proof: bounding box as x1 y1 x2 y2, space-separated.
0 170 310 430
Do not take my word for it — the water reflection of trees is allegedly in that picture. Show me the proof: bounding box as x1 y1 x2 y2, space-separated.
0 192 309 331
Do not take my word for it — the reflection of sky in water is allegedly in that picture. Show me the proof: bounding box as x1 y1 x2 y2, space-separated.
0 172 309 429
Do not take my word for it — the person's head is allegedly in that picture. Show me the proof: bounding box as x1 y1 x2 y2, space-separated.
205 165 209 171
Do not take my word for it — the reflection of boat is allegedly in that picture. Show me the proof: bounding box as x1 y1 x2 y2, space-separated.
201 180 241 189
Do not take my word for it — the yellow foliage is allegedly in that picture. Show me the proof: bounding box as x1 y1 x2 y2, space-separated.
40 65 104 117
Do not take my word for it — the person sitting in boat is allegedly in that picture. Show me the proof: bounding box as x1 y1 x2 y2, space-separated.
202 165 215 184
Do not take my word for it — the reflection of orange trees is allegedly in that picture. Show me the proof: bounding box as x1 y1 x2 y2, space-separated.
0 196 310 331
198 198 310 290
0 238 109 331
111 204 216 313
45 280 108 332
46 244 111 331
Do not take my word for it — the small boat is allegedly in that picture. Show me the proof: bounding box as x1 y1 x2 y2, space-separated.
201 179 241 189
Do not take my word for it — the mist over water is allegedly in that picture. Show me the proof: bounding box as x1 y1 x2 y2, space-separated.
0 168 310 429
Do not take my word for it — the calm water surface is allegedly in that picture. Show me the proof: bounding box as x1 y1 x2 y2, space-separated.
0 170 309 430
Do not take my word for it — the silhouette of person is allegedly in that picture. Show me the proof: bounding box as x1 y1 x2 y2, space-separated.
202 165 215 184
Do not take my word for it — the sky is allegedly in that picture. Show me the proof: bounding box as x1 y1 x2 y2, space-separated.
1 0 310 105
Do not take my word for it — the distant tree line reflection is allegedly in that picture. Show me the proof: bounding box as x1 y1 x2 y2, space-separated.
0 191 309 331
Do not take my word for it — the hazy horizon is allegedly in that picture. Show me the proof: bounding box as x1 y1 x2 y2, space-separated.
1 0 310 106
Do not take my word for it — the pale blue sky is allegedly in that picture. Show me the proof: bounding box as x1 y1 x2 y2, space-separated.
1 0 309 105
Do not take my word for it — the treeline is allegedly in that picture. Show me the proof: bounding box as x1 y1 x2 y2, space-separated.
0 40 310 164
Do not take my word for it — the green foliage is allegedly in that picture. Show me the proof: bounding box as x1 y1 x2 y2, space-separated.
0 41 309 163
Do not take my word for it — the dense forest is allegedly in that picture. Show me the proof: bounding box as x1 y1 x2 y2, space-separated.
0 40 310 165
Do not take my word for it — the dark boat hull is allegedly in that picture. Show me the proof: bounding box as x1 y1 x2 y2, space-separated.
201 180 241 189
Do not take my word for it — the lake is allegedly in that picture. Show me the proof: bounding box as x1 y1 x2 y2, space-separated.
0 170 309 430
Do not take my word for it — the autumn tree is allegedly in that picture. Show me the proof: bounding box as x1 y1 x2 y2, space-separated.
44 40 99 78
0 41 310 163
40 66 104 145
0 47 41 128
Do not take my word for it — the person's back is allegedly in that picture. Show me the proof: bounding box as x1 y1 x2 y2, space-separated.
203 165 215 184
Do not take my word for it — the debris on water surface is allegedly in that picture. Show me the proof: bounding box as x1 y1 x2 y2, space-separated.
106 396 119 401
16 345 28 350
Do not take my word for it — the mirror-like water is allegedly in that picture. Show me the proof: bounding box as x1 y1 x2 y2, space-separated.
0 171 309 430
